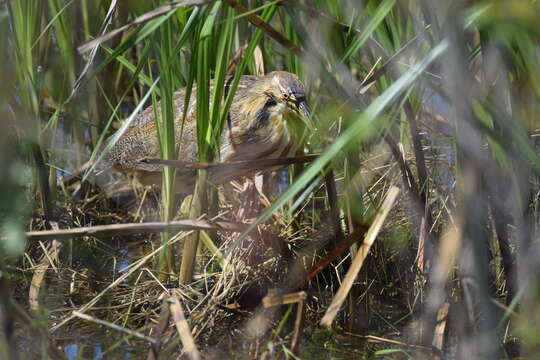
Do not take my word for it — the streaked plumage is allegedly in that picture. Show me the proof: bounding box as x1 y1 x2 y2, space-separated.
102 71 310 192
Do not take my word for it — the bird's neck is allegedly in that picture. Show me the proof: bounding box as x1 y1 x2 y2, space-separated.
218 96 299 161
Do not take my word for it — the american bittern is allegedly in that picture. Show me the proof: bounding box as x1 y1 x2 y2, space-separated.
101 71 311 192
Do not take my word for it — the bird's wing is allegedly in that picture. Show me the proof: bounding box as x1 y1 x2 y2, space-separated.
102 88 198 172
101 75 262 173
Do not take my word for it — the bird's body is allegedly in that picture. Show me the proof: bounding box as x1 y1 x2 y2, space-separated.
102 71 310 192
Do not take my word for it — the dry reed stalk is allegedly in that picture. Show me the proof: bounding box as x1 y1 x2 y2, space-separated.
421 212 463 347
290 298 305 355
25 219 246 241
29 221 62 311
320 186 400 328
169 295 201 360
262 291 307 308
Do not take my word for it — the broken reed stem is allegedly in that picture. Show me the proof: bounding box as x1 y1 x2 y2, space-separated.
432 302 450 353
320 186 400 328
29 221 62 311
290 299 305 355
289 226 368 291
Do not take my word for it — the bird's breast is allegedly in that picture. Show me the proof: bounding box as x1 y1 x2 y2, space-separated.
219 110 298 162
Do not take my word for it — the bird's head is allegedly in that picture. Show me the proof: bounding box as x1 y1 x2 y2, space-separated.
258 71 313 131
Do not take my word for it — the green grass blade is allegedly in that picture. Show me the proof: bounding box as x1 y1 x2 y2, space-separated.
218 4 279 136
208 5 235 155
93 10 177 77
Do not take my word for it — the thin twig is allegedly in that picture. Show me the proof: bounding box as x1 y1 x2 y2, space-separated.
73 311 157 344
432 302 449 354
24 219 247 241
223 0 303 57
77 0 212 54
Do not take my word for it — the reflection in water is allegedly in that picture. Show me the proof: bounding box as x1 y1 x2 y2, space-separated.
63 338 134 359
64 340 103 360
117 248 130 273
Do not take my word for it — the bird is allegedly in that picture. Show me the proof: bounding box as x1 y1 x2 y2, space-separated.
100 71 311 192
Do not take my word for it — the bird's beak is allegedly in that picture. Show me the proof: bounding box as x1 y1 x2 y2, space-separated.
297 101 314 132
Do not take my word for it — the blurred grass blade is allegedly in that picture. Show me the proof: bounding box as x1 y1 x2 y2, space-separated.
32 0 75 49
340 0 396 64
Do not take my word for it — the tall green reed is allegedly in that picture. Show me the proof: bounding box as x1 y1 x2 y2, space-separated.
180 2 220 284
154 10 180 277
